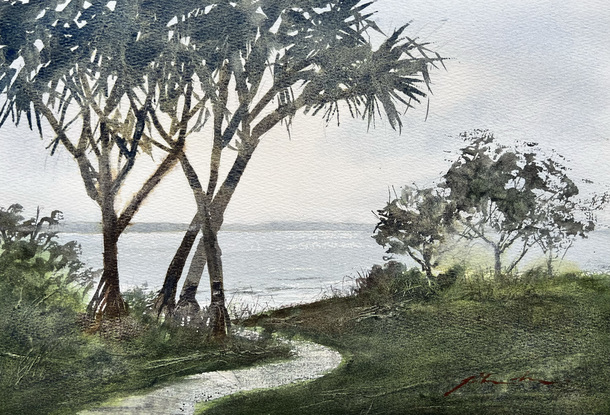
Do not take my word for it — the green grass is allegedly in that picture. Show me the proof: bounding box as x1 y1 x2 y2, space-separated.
0 314 291 415
198 273 610 415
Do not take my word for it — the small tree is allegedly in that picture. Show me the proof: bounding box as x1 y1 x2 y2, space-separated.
442 129 599 280
534 186 607 277
373 186 454 282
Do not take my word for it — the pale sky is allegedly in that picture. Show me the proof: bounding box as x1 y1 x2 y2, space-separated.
1 0 609 226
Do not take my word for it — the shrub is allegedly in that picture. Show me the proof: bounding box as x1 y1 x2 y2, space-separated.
0 204 95 311
0 204 96 391
123 285 157 322
355 261 439 304
436 264 464 291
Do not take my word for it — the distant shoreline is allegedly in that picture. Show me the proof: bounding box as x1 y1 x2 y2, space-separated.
59 221 376 234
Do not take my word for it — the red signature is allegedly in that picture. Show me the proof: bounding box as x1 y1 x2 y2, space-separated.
444 372 556 396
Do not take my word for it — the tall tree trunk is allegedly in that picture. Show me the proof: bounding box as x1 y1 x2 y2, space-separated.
86 116 130 322
201 222 230 338
184 195 230 337
153 214 202 316
176 209 227 308
177 155 231 337
171 151 255 318
422 251 434 285
174 237 207 317
87 204 127 321
176 233 206 310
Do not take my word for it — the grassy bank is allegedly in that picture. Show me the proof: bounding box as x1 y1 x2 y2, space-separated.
198 273 610 414
0 290 291 415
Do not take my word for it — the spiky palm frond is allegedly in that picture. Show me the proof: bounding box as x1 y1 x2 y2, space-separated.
297 23 444 131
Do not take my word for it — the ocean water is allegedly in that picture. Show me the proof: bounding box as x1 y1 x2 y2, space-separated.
59 228 387 310
59 227 610 310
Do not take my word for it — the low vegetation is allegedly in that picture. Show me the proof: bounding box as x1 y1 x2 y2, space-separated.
200 268 610 415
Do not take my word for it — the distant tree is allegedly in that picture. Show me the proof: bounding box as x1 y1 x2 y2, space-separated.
373 186 454 282
442 129 600 280
534 184 607 277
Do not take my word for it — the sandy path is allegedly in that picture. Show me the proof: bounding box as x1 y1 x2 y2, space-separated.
78 331 342 415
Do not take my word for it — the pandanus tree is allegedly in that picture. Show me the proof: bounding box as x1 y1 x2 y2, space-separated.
149 0 445 336
0 0 227 321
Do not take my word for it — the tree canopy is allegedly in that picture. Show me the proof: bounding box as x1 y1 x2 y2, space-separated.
374 130 606 280
442 130 601 279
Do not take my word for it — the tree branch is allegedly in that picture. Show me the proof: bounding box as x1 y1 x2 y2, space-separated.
207 64 231 198
506 238 530 274
115 79 194 233
30 94 101 204
110 90 154 196
251 95 305 141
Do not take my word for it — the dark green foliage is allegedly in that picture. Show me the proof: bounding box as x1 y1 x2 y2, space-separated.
374 186 455 279
0 204 95 311
122 285 157 324
0 0 442 140
1 311 290 415
436 264 464 291
0 204 95 409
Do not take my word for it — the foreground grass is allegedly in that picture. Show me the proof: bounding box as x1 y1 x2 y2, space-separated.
198 273 610 414
0 317 291 415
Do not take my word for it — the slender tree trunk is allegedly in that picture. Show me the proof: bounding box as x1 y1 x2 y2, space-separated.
172 150 254 316
546 247 554 278
99 232 127 317
493 246 502 281
175 233 206 312
176 211 226 307
424 266 434 284
422 251 434 285
177 155 231 337
201 224 230 338
87 119 130 322
153 214 202 316
185 195 230 337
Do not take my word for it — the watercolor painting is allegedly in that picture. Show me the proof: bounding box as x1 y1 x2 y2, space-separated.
1 0 609 414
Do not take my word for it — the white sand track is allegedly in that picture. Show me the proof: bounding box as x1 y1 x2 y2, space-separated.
79 330 342 415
